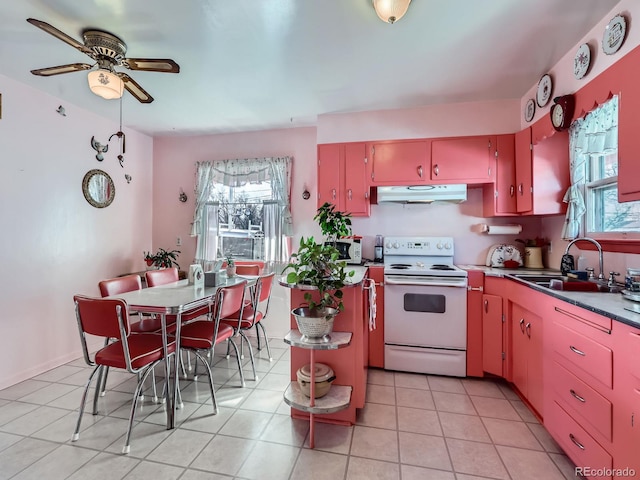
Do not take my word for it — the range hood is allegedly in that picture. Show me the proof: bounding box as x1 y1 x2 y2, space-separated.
376 184 467 204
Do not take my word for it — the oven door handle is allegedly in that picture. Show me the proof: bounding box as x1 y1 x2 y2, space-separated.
384 276 467 288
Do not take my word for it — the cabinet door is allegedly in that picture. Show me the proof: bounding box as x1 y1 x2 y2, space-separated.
511 303 529 396
344 143 370 216
370 140 429 185
367 266 385 368
431 136 494 182
515 128 533 213
317 144 343 209
495 134 517 214
482 294 504 377
466 271 484 377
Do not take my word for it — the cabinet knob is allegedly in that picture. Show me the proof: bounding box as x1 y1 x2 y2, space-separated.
332 189 336 200
418 165 423 178
519 318 525 334
518 183 523 195
525 322 531 338
484 299 489 313
510 185 515 197
433 164 439 176
348 189 352 200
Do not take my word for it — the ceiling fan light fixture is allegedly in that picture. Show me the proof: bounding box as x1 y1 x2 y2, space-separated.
372 0 411 24
87 69 124 99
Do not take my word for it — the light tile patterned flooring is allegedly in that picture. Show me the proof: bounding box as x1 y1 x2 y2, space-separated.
0 339 583 480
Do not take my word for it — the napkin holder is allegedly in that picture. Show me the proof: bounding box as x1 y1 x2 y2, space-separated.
204 271 220 287
188 264 204 288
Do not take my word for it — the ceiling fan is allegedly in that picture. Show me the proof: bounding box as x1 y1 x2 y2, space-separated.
26 18 180 103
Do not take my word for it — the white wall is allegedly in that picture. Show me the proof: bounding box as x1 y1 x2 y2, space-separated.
0 75 154 390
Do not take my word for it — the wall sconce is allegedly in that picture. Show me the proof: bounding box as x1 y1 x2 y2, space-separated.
372 0 412 24
179 188 188 203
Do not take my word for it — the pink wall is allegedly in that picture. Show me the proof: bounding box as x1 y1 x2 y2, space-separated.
0 74 154 389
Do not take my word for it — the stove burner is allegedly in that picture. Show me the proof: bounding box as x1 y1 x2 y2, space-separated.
431 264 455 271
389 263 412 269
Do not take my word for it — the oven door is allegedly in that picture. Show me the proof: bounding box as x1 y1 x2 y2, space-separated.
384 274 467 349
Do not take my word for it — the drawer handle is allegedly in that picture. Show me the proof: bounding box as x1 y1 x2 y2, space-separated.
569 345 586 356
484 299 489 313
569 433 585 450
525 322 531 338
519 318 525 334
570 389 586 403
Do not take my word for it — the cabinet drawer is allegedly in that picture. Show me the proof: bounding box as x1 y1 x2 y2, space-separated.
553 304 612 332
547 401 612 479
628 330 640 381
550 361 612 441
552 322 613 388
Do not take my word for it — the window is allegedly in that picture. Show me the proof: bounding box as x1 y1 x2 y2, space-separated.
192 157 292 265
585 152 640 234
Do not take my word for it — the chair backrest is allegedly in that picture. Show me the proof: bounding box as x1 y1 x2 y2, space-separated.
257 272 276 303
214 280 248 321
234 260 266 273
235 264 261 275
145 267 179 287
99 274 142 297
74 295 130 340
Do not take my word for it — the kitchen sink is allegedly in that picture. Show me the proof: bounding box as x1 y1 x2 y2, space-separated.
511 273 623 293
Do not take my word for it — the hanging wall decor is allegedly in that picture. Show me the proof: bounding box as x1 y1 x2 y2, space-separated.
90 136 108 161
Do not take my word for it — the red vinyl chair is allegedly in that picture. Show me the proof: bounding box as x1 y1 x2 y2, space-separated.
234 264 261 276
145 267 212 377
222 272 276 366
178 281 248 412
72 295 176 454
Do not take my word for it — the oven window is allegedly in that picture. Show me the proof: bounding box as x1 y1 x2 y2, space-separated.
404 293 446 313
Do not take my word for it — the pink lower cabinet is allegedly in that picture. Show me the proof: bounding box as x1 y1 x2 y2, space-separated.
543 300 615 478
612 321 640 475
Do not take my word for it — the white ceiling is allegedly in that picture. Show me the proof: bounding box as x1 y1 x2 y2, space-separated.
0 0 622 136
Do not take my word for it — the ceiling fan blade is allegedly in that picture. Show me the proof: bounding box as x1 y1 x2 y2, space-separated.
122 58 180 73
26 18 93 56
118 73 154 103
31 63 93 76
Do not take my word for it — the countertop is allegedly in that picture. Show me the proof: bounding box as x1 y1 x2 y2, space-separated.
459 264 640 329
278 265 368 289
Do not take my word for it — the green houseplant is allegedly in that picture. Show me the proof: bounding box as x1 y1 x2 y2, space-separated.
144 248 181 269
283 236 355 339
314 202 352 243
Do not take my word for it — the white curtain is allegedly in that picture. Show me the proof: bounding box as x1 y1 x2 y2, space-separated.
192 156 292 263
561 96 618 240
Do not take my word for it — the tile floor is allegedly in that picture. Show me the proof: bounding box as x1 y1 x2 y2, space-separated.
0 339 584 480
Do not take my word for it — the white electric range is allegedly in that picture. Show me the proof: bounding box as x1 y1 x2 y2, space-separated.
383 236 468 377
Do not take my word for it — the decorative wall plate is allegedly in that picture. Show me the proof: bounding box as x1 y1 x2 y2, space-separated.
536 74 553 108
602 14 627 55
524 98 536 122
574 43 591 79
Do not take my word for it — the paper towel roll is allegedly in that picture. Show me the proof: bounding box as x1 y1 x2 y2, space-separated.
481 224 522 235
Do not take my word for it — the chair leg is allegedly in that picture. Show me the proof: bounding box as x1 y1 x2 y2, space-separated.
256 322 273 361
123 362 158 454
225 340 231 359
193 350 217 414
255 323 262 350
72 365 101 442
239 330 258 381
99 366 110 396
150 367 159 403
226 338 245 387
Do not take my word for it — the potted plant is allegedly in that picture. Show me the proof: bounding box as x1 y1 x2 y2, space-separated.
283 236 355 339
143 248 181 269
225 256 236 277
314 202 352 244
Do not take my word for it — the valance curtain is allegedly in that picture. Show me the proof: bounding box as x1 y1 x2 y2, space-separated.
561 96 618 240
191 156 293 263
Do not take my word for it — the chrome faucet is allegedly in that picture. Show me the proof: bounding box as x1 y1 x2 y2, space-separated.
564 237 604 280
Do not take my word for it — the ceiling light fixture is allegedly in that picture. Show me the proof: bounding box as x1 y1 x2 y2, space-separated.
87 68 124 100
372 0 412 24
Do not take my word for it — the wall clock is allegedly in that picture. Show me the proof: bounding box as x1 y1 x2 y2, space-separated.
536 74 553 108
550 95 575 132
524 98 535 122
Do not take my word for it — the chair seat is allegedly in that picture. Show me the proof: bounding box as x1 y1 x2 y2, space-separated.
222 307 264 330
95 333 176 370
165 304 210 324
179 321 235 350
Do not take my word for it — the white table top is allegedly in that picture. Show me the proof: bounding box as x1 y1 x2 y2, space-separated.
107 276 253 314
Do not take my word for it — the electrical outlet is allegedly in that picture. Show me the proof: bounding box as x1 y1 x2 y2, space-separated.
176 236 182 246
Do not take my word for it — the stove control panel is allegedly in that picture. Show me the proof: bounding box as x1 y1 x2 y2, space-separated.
383 236 454 256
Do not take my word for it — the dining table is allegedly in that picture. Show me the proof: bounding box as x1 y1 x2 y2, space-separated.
106 273 256 429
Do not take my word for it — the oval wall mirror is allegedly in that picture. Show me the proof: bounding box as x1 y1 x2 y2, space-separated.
82 169 115 208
